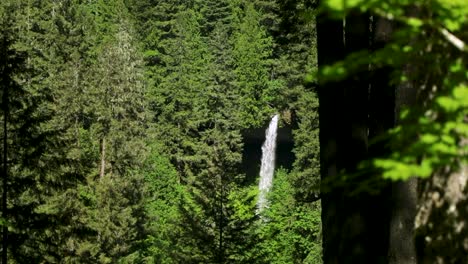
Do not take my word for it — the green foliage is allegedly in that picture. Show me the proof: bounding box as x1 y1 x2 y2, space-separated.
292 90 320 201
68 175 147 263
256 168 322 263
0 0 153 261
317 0 468 181
2 0 322 262
198 0 235 35
323 0 468 33
375 81 468 180
150 7 213 180
0 0 91 261
232 2 278 127
123 145 183 263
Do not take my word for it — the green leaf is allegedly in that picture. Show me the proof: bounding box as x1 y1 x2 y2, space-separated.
437 96 459 112
406 17 423 27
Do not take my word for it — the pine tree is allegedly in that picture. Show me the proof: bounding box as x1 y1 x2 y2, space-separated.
232 2 277 128
252 0 281 39
0 0 80 261
140 4 265 261
256 169 322 263
135 144 185 263
2 0 152 261
65 1 151 261
198 0 234 36
0 2 26 261
125 0 193 88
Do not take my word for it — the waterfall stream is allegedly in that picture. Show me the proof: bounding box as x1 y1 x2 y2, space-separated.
257 114 279 213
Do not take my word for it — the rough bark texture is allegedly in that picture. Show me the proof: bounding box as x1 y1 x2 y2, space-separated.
388 73 418 264
388 179 418 264
317 15 345 263
415 164 468 264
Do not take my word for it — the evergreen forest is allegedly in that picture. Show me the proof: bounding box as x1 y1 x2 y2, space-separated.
0 0 467 263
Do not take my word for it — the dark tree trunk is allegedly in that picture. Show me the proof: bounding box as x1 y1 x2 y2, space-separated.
2 68 8 264
389 45 418 264
370 17 417 264
1 33 9 264
316 12 345 264
317 11 391 264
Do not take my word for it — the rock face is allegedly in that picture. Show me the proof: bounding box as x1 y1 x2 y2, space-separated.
416 164 468 264
241 125 294 182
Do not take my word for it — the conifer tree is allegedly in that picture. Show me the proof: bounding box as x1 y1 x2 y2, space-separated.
0 2 25 261
232 2 278 128
256 169 322 263
0 0 326 262
64 1 151 261
253 0 281 40
273 0 321 206
135 144 185 263
151 8 210 179
125 0 193 88
1 0 152 261
0 0 88 261
198 0 234 36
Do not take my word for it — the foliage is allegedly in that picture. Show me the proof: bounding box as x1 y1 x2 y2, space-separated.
317 0 468 262
1 0 322 262
129 144 184 263
0 0 88 261
232 2 278 127
292 89 320 201
317 0 468 181
256 168 322 263
375 76 468 180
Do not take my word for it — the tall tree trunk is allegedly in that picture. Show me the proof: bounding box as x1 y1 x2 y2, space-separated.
415 164 468 263
371 17 418 264
318 10 391 264
388 180 417 264
1 34 9 264
388 62 418 264
100 137 106 179
316 12 345 263
2 70 8 264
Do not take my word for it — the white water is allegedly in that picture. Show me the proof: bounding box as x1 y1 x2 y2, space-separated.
257 114 279 213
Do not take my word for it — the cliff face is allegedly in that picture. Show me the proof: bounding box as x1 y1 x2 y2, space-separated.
242 126 295 182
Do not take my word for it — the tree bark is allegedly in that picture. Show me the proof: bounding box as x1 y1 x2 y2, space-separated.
388 62 418 264
100 137 106 179
2 66 8 264
371 17 418 264
1 33 9 264
388 179 417 264
318 11 391 264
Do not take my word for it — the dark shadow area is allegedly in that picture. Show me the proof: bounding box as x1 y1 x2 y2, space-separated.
241 125 295 185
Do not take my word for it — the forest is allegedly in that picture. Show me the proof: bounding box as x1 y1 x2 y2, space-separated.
0 0 467 263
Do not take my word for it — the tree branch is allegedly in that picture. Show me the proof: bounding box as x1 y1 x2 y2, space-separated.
439 28 466 52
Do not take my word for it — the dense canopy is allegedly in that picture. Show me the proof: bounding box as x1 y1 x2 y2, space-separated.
0 0 467 263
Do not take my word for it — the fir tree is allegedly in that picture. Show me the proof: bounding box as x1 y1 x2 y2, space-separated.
232 2 277 128
136 144 185 263
257 169 322 263
0 0 84 261
1 0 324 262
198 0 234 36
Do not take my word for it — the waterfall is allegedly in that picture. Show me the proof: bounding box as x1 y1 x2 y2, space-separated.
257 114 279 213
